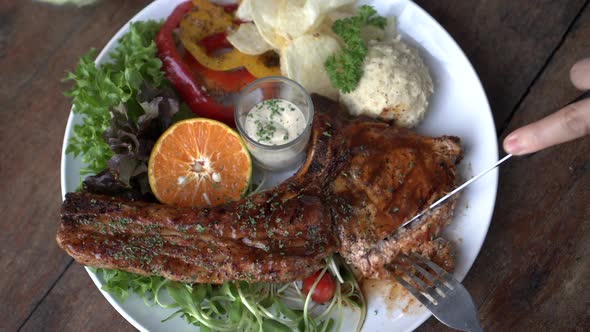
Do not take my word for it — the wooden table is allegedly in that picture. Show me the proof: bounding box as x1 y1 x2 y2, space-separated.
1 0 589 331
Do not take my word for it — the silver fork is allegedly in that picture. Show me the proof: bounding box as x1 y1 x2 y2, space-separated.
393 253 483 332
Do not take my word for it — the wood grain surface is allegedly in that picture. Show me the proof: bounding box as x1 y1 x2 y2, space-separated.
0 1 150 331
0 0 588 331
419 1 590 331
416 0 587 130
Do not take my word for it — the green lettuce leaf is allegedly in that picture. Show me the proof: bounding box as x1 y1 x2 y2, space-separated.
64 20 165 175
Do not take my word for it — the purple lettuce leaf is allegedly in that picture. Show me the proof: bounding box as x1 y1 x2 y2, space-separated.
83 84 180 199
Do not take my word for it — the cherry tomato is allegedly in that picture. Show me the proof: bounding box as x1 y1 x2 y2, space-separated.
302 271 335 303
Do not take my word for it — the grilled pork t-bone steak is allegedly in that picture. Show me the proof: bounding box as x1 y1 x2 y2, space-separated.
57 95 462 283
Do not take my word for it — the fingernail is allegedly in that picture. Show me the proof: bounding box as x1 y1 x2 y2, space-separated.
504 133 523 154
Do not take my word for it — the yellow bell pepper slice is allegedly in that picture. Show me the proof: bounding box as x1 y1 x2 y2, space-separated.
179 0 281 78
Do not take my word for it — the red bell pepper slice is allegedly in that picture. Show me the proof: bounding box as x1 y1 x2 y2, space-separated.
155 1 234 126
183 52 256 92
199 32 233 55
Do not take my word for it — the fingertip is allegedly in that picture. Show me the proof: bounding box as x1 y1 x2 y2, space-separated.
503 132 523 155
570 58 590 90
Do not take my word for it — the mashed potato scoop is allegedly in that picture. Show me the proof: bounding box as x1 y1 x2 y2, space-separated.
340 39 433 128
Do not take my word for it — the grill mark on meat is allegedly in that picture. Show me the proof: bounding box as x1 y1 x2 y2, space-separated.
57 95 462 284
331 117 462 278
59 190 337 283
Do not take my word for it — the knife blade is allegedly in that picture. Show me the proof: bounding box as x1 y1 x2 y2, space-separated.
398 90 589 231
399 154 513 229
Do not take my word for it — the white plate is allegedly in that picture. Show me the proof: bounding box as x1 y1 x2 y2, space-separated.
60 0 498 331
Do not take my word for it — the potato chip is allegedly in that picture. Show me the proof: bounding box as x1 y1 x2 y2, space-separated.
281 34 340 99
249 0 283 32
250 0 311 48
249 0 357 48
311 0 355 14
235 0 253 21
248 0 324 44
274 0 321 40
227 23 273 55
235 0 359 97
256 23 290 50
249 0 290 49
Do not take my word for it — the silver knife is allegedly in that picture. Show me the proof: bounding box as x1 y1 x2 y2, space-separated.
400 90 590 229
400 154 513 229
399 90 590 231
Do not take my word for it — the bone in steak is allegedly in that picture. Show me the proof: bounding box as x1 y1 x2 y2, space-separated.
57 95 463 283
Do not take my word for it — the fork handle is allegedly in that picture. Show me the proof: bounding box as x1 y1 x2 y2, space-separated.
464 319 484 332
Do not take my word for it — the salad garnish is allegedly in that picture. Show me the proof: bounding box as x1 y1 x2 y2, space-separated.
64 20 165 175
325 5 387 93
82 84 180 200
93 256 366 332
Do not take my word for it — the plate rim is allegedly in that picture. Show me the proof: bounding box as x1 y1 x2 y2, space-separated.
59 0 498 331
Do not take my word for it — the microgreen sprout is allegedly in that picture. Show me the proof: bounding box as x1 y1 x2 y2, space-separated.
95 255 366 331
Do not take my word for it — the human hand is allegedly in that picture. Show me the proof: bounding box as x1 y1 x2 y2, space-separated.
503 58 590 155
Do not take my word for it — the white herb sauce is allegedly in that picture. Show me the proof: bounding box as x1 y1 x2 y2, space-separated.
244 99 306 145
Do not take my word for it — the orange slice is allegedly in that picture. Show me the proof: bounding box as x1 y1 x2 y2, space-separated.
148 118 251 208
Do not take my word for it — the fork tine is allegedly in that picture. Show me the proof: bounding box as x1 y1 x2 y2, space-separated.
393 274 435 306
394 263 430 290
410 253 458 290
400 255 437 282
410 252 445 275
394 261 443 305
441 274 457 290
406 253 455 292
395 254 483 331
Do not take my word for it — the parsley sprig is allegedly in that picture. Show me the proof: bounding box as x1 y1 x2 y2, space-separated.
325 5 387 93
